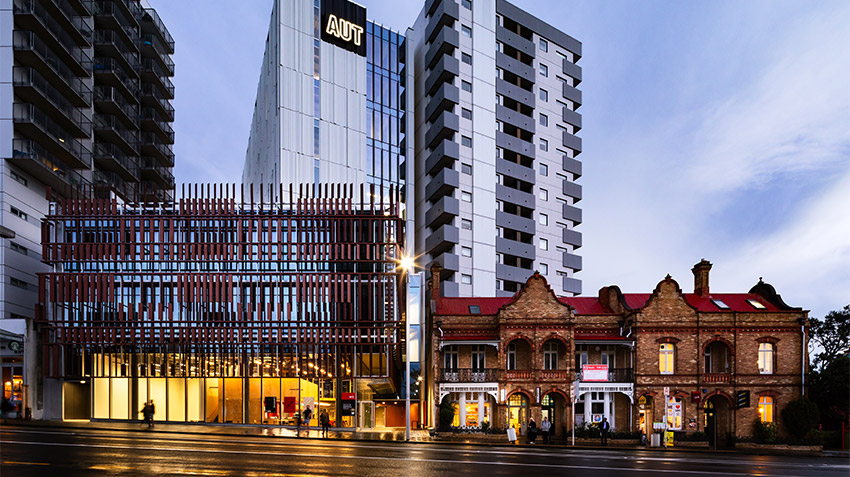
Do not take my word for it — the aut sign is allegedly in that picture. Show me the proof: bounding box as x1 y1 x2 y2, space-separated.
321 0 367 57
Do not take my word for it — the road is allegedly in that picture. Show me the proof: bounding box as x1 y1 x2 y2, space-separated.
1 425 847 476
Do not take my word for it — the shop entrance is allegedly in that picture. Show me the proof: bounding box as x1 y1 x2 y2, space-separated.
507 393 528 435
359 401 375 428
542 393 565 436
705 395 730 448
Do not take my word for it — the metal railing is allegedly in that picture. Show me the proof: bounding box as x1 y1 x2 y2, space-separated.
94 113 139 152
93 57 140 96
141 58 175 97
94 29 140 69
142 7 174 52
12 138 91 187
13 1 92 70
13 66 92 134
702 373 731 384
93 142 139 178
13 103 91 164
12 30 92 103
439 368 500 383
141 34 175 75
574 367 633 382
94 85 138 123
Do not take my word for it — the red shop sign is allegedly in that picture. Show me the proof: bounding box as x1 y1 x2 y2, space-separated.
342 393 356 401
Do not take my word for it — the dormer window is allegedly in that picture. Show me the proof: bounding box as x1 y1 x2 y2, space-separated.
468 305 481 314
747 299 766 309
711 299 730 309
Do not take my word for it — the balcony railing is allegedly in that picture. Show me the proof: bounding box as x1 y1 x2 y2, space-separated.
12 30 92 104
92 1 140 37
94 113 139 153
11 138 90 192
574 368 633 382
142 7 174 53
141 58 175 98
13 102 91 167
94 29 141 70
13 1 92 72
439 368 499 383
13 66 92 136
505 370 534 380
94 57 141 97
702 373 732 384
540 369 570 381
141 34 175 75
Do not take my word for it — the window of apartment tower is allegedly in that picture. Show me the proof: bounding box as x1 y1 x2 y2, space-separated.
540 89 548 102
462 80 472 92
543 342 558 370
471 345 485 371
461 25 472 38
539 63 548 77
444 345 458 371
461 108 472 119
540 263 548 275
462 0 472 9
539 38 548 52
659 343 675 374
506 342 516 370
758 396 774 423
758 342 775 374
540 113 548 127
539 163 548 176
461 53 472 65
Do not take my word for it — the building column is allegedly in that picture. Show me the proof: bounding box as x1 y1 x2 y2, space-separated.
459 392 466 426
478 392 484 426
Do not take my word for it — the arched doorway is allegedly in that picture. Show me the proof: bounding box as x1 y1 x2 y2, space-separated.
638 394 653 438
542 392 566 437
506 393 529 435
704 394 731 448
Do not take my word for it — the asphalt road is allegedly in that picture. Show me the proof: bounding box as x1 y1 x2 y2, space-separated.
1 426 848 476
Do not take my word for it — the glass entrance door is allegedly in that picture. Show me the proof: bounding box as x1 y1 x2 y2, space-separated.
359 401 374 428
507 394 528 435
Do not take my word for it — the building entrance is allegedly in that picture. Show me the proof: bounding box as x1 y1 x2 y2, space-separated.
507 393 528 435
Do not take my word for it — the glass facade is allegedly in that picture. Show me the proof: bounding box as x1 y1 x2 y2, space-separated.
39 189 410 428
365 22 406 195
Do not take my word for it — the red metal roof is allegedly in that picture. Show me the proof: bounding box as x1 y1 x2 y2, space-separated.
435 292 781 315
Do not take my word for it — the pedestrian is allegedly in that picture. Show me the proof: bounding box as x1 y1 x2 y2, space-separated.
148 400 156 428
140 401 150 427
303 406 313 436
319 409 330 438
1 396 14 423
600 417 610 446
528 417 537 444
541 416 551 444
295 411 302 437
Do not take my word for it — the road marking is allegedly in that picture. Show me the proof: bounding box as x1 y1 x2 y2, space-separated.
2 460 51 466
0 439 826 476
3 428 848 471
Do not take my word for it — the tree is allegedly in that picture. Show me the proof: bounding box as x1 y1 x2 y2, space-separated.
809 305 850 372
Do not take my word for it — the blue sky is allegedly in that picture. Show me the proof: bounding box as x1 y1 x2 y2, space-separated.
152 0 849 320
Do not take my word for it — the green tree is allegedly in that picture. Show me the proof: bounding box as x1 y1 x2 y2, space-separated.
780 398 819 440
809 305 850 372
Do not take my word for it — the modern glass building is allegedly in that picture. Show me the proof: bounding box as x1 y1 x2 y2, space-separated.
37 186 416 428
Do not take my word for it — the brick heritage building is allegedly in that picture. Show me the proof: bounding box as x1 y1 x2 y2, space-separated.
426 260 808 445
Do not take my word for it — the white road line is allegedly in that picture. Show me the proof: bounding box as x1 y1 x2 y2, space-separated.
0 439 824 476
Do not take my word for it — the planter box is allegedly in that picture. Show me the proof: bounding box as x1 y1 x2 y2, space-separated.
735 443 823 454
572 437 640 446
674 441 709 448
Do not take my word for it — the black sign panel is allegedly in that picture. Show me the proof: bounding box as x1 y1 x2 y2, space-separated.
341 399 356 416
321 0 367 57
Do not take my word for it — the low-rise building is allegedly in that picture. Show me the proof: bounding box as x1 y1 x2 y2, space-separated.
426 260 808 444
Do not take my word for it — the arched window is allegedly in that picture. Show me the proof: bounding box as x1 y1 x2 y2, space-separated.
758 396 774 423
659 343 675 374
506 342 516 370
543 342 558 370
758 343 775 374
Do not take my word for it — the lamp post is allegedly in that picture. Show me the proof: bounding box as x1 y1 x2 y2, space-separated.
399 255 415 442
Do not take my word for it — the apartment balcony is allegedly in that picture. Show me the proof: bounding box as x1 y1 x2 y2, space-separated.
424 55 458 97
425 110 459 150
496 25 535 59
701 373 732 385
563 156 582 178
141 58 175 99
562 251 582 271
496 157 535 184
495 183 535 209
140 181 173 203
140 83 175 121
563 228 582 249
575 368 633 383
93 169 132 201
424 25 458 70
496 51 535 84
33 0 94 45
496 264 534 284
92 0 140 47
424 195 459 230
496 237 535 261
425 223 458 256
562 82 582 108
563 180 582 202
141 132 175 167
562 106 582 131
562 203 582 226
562 130 582 154
12 30 91 106
13 4 92 75
424 83 458 123
562 57 582 85
94 57 140 99
496 104 535 135
140 33 175 75
540 370 571 381
425 167 459 202
12 103 91 168
563 276 581 295
425 138 459 176
141 7 175 54
13 66 91 137
140 107 175 144
424 0 458 43
94 85 138 128
495 130 535 159
93 142 139 181
10 139 89 193
429 252 459 279
439 368 499 383
495 210 535 235
93 29 140 74
140 157 174 189
94 113 139 155
496 78 535 107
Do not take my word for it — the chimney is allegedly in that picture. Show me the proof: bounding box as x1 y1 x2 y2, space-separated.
692 259 712 296
430 262 443 299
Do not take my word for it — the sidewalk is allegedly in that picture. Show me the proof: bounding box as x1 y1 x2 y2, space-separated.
2 420 838 457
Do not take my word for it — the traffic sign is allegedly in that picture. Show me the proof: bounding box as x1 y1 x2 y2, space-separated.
663 386 670 396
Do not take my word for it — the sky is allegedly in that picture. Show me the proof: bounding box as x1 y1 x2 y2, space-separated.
150 0 849 320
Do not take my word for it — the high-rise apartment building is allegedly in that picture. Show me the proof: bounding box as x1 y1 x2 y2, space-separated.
245 0 582 299
0 0 174 419
410 0 582 298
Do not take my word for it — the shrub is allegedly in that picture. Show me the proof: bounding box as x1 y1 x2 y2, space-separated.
802 429 824 446
438 400 455 431
480 420 490 433
781 398 820 439
753 421 778 444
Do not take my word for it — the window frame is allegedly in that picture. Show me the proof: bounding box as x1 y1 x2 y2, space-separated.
758 342 775 374
758 396 774 423
659 343 675 375
543 342 558 370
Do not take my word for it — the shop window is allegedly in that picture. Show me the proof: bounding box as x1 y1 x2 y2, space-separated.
659 343 675 374
758 342 775 374
758 396 774 423
667 396 683 430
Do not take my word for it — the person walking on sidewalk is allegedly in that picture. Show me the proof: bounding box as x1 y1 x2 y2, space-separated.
148 400 156 428
600 417 610 446
528 417 538 444
541 416 551 444
319 409 330 437
302 406 313 436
